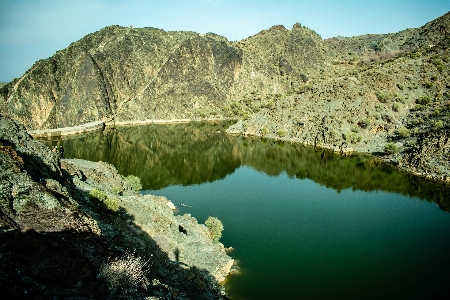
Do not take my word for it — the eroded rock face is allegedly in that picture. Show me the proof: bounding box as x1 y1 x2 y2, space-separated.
0 115 233 299
0 114 99 233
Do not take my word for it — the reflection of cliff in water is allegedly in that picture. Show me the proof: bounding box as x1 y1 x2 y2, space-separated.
39 122 450 211
40 121 241 190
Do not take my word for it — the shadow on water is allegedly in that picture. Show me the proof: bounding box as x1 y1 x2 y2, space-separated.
38 121 450 212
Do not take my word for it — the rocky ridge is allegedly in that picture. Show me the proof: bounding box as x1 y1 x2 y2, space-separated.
0 114 232 299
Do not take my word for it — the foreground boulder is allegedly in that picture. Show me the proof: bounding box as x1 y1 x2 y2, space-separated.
0 114 233 299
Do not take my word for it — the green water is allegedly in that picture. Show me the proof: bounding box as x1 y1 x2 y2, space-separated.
39 121 450 299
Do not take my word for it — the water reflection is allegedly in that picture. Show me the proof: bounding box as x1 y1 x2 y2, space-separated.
38 121 450 211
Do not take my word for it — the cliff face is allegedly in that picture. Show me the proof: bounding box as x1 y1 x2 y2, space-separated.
0 114 232 299
0 22 329 130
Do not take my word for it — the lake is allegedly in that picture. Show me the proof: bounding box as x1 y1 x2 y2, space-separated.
39 121 450 299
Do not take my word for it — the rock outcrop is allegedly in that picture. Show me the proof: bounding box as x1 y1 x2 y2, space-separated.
0 114 233 299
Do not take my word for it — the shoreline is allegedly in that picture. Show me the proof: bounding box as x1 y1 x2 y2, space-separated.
29 119 449 187
227 129 450 187
28 117 233 138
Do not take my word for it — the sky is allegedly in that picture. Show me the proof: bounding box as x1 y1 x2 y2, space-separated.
0 0 449 82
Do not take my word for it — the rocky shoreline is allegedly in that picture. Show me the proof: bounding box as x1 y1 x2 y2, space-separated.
0 114 234 299
29 116 450 187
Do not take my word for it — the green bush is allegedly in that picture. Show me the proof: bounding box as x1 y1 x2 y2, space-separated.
343 131 362 144
261 127 269 136
376 91 395 103
358 119 370 129
103 197 119 212
392 102 401 112
89 188 119 212
89 188 107 202
205 216 224 242
384 143 398 154
277 129 287 138
125 175 142 191
416 95 431 105
433 120 444 130
397 127 411 138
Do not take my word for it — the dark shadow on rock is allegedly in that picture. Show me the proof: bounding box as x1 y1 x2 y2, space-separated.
0 115 228 299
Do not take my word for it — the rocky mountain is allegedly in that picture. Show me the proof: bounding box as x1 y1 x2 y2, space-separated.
1 11 449 183
0 114 232 299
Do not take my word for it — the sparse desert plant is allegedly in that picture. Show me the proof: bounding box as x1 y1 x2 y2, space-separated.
397 127 411 138
89 188 107 202
89 188 119 212
358 118 370 129
205 216 224 242
343 131 362 144
261 126 269 136
277 129 287 138
384 143 399 154
99 251 149 297
376 91 396 103
392 102 401 112
433 120 444 130
125 175 142 191
416 95 431 105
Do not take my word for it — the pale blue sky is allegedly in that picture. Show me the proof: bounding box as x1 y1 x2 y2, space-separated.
0 0 449 82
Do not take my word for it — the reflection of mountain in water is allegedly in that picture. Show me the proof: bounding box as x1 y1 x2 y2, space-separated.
39 122 450 211
41 121 241 190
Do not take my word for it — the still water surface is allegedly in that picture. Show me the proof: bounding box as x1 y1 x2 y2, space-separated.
39 121 450 299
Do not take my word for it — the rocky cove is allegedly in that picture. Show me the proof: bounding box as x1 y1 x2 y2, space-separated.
0 114 234 299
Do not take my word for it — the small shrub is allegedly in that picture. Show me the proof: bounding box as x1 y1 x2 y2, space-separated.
433 120 444 130
205 216 224 242
277 129 287 138
89 188 119 212
392 102 401 112
358 118 370 129
125 175 142 191
89 188 107 202
416 95 431 105
351 126 359 133
103 197 119 212
397 127 411 138
412 104 425 111
384 143 398 154
343 132 362 144
112 186 122 195
261 127 269 136
99 251 149 297
423 82 433 89
376 91 395 103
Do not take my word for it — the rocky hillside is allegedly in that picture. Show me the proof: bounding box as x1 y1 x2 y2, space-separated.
1 11 449 183
227 12 450 184
0 114 233 299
